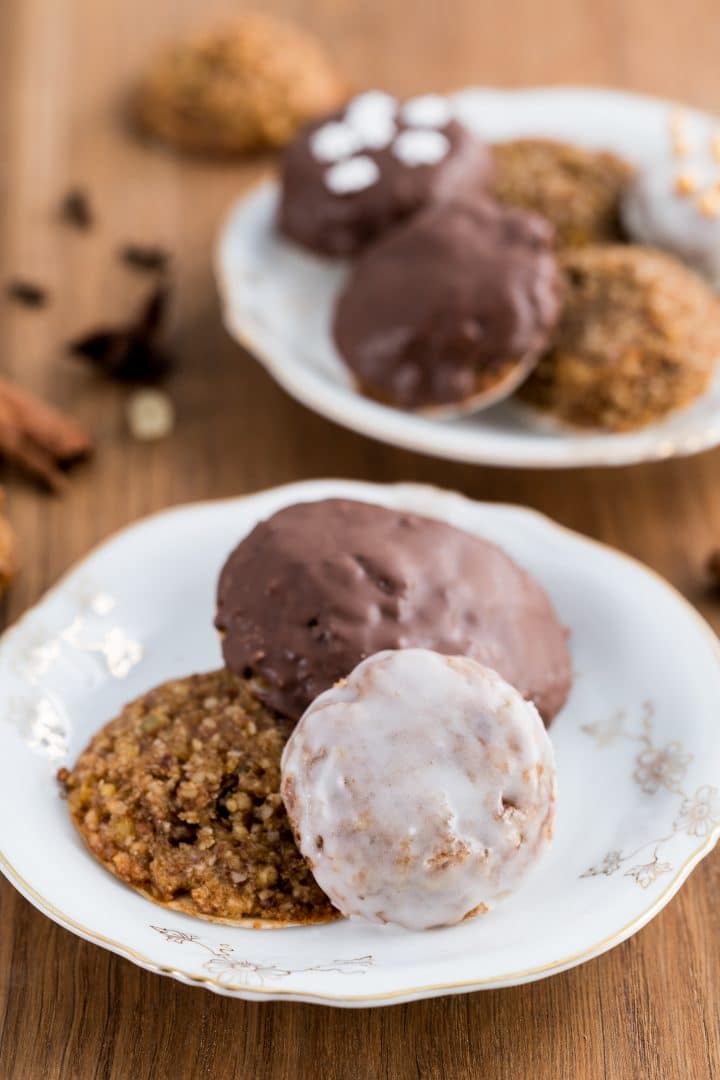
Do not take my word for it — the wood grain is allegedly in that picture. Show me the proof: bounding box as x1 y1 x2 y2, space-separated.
1 0 720 1076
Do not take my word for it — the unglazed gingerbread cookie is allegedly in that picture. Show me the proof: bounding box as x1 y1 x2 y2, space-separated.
332 199 562 411
215 499 572 724
278 91 493 255
519 245 720 431
491 138 633 247
136 14 347 155
281 650 557 930
60 670 338 926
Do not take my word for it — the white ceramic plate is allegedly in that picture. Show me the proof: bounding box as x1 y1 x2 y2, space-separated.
1 479 719 1006
215 87 720 468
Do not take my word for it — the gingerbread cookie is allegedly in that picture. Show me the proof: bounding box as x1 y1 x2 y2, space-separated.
61 669 338 926
282 649 557 930
136 14 346 154
332 199 561 411
622 149 720 283
520 245 720 430
492 138 633 247
278 91 493 255
216 499 572 725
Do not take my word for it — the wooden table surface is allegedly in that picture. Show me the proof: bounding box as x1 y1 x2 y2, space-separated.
1 0 720 1076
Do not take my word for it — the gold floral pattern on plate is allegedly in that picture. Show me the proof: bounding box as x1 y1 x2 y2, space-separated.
581 702 720 886
150 926 373 986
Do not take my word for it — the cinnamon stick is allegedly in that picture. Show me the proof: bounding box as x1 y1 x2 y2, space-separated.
0 376 92 491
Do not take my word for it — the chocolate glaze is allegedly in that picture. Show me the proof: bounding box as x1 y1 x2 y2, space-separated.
215 499 572 725
333 199 562 410
278 110 493 256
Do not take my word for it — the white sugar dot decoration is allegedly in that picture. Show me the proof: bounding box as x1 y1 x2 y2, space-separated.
325 155 381 195
356 119 395 151
310 122 363 163
345 91 397 150
401 94 453 128
346 90 397 120
392 129 450 167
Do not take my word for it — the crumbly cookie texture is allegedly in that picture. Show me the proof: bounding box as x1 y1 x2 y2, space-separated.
519 245 720 431
491 138 633 247
61 670 338 926
136 14 347 154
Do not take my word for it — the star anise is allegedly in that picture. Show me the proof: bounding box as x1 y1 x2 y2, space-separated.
68 283 173 382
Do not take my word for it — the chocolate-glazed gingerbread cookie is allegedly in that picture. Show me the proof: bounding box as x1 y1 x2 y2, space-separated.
278 91 493 255
333 199 562 411
215 499 572 724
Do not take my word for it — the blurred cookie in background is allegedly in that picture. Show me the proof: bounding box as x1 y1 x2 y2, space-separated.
332 199 561 412
278 91 493 255
135 12 347 155
622 152 720 284
520 245 720 430
491 138 633 247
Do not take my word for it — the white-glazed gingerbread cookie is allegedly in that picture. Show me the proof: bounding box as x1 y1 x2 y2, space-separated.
622 119 720 283
281 649 557 930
